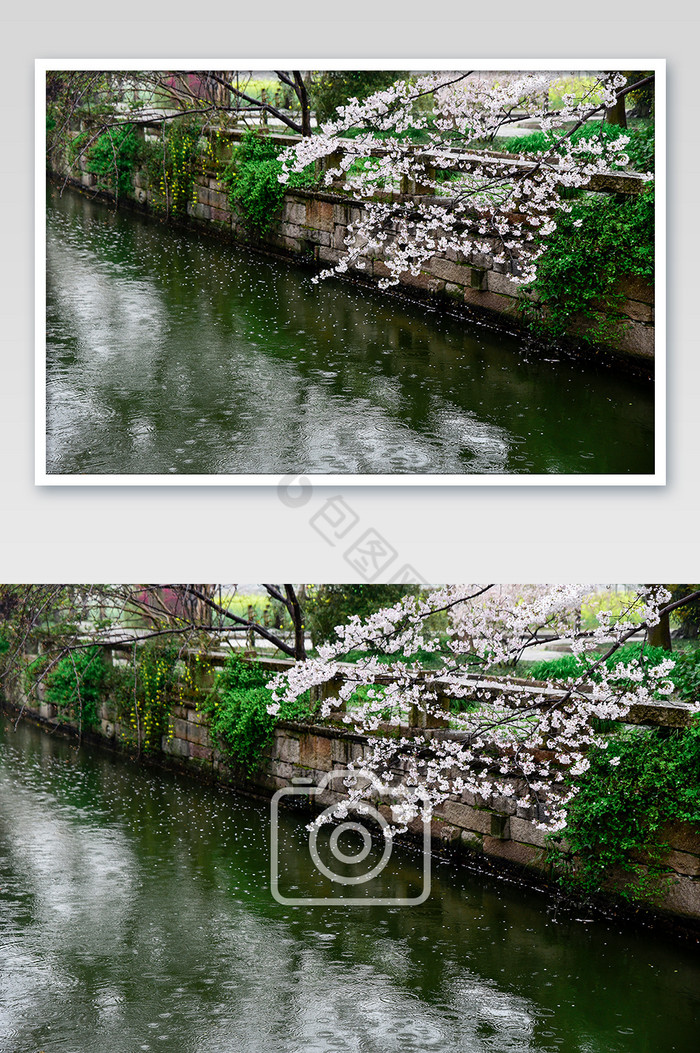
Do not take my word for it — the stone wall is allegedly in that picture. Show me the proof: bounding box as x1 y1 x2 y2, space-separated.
4 654 698 928
51 135 655 363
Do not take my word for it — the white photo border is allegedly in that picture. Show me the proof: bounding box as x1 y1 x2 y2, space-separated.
35 58 666 487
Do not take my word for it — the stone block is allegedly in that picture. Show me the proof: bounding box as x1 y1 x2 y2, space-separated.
331 738 349 765
185 722 212 748
210 207 232 225
663 875 700 919
162 735 190 759
299 732 333 771
275 731 301 765
490 813 510 839
286 200 307 225
281 236 303 254
434 820 461 845
186 707 207 725
278 221 304 240
399 271 444 295
333 224 350 250
190 743 214 763
486 270 521 297
267 759 295 781
209 190 229 211
189 202 211 222
460 830 484 853
660 821 700 856
463 288 519 317
172 717 189 741
509 816 548 849
614 321 654 359
664 849 700 878
489 793 518 817
483 837 540 869
437 800 494 835
333 202 352 225
620 299 653 324
427 257 473 286
617 276 654 304
101 720 115 739
317 245 341 266
305 197 335 233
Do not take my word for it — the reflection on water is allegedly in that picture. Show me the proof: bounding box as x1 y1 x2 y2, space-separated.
45 184 655 476
1 715 698 1053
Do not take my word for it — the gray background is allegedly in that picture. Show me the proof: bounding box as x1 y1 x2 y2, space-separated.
2 3 696 583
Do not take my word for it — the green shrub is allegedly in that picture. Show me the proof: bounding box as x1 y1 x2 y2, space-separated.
528 642 699 698
221 131 316 235
305 585 420 648
199 654 313 771
525 185 654 344
668 648 700 702
43 647 107 730
528 653 586 681
507 121 654 174
83 123 139 199
311 71 409 124
552 722 700 901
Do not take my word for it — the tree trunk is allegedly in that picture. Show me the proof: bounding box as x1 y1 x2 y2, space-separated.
605 76 628 127
293 72 312 137
647 611 672 651
284 584 307 660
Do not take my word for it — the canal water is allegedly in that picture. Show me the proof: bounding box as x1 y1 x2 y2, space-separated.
1 714 698 1053
45 184 655 476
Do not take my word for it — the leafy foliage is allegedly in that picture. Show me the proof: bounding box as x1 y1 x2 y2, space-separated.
311 71 409 124
507 121 654 173
305 585 420 648
199 654 313 771
528 642 700 700
42 647 107 730
525 185 654 343
82 123 140 199
221 131 316 235
552 722 700 901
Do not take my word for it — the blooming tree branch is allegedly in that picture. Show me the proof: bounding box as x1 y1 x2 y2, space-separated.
279 71 652 289
270 585 692 835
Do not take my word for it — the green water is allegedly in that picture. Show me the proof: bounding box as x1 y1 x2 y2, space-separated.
45 184 655 476
1 714 698 1053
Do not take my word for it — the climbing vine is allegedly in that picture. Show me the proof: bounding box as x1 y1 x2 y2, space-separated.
114 645 195 753
141 119 204 217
